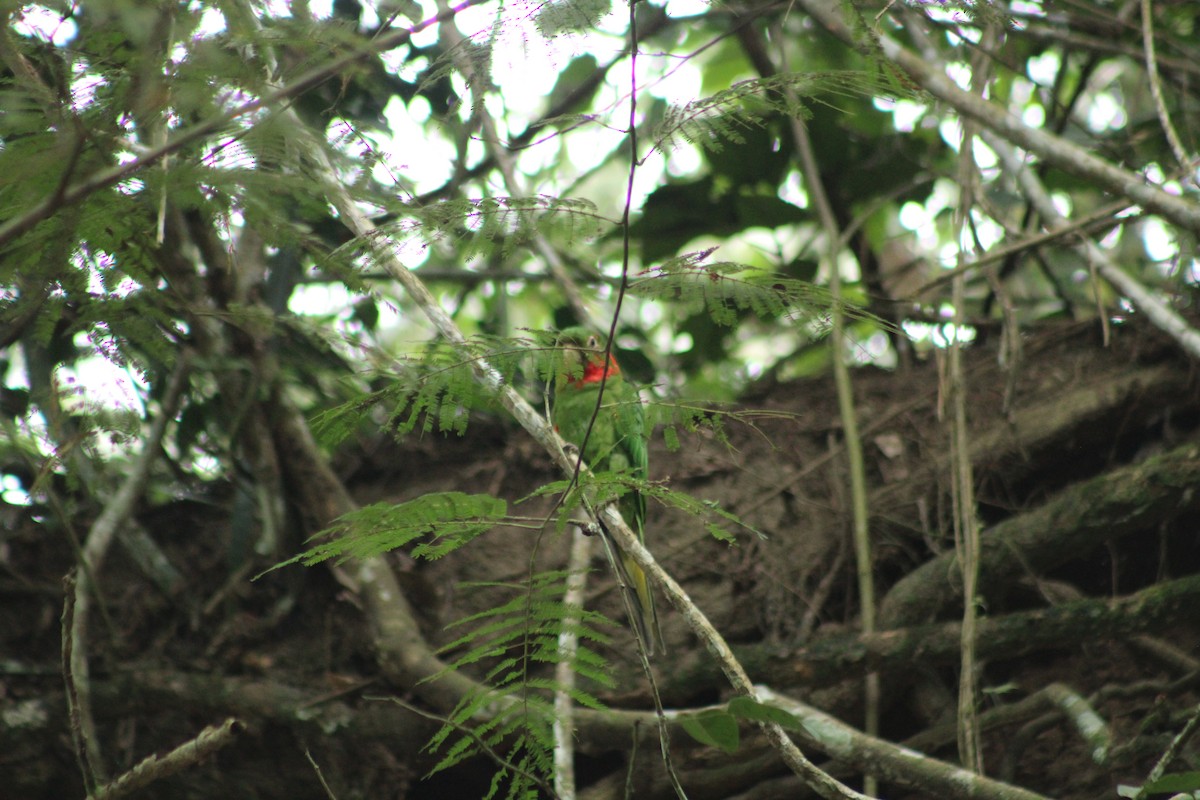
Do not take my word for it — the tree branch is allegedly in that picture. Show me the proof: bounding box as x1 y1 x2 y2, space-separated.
66 357 191 786
879 441 1200 628
982 129 1200 360
756 686 1051 800
741 572 1200 689
1140 0 1194 179
794 0 1200 235
88 718 244 800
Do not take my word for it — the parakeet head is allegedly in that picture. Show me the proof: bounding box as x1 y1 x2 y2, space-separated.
554 327 620 389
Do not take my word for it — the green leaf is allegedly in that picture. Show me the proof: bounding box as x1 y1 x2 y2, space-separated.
704 119 792 186
547 54 600 115
630 258 872 335
1141 772 1200 794
679 710 740 754
727 696 806 729
662 425 680 452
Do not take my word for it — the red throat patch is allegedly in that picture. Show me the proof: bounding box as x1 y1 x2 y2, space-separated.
571 355 620 386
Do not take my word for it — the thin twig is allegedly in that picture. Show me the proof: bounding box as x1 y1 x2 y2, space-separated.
941 14 996 773
911 199 1139 296
1140 0 1194 182
68 358 192 788
305 749 342 800
88 718 244 800
1143 698 1200 787
605 7 692 796
61 570 98 795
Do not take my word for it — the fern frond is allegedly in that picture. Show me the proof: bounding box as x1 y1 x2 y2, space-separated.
522 472 631 532
534 0 613 37
371 195 607 264
417 569 612 795
266 492 508 571
438 572 613 671
309 388 390 447
425 693 552 797
527 465 760 543
649 397 732 452
641 480 762 542
439 613 610 671
308 332 548 446
651 71 902 155
632 252 882 331
650 400 806 457
524 678 609 709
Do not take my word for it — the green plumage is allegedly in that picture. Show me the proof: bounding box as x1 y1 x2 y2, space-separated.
551 327 665 656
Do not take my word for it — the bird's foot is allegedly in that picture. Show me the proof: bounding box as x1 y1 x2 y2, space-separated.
569 518 602 537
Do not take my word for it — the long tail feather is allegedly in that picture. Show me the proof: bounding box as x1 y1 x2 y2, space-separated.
596 522 666 656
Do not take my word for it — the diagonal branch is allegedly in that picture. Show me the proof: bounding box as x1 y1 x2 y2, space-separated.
88 718 244 800
1140 0 1194 180
793 0 1200 236
982 129 1200 359
756 686 1051 800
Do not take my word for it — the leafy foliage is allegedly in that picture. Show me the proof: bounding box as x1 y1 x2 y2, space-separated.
679 697 810 754
423 571 614 799
306 332 563 446
371 195 607 265
266 492 509 570
529 467 762 542
535 0 614 37
651 71 904 156
632 254 876 332
1118 771 1200 799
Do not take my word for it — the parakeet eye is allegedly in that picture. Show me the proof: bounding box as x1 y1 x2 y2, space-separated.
586 335 600 349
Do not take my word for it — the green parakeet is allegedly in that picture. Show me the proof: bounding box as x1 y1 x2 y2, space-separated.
551 327 666 656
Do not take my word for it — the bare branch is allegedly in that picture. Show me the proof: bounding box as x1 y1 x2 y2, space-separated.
983 129 1200 360
89 718 245 800
66 358 191 789
757 685 1052 800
